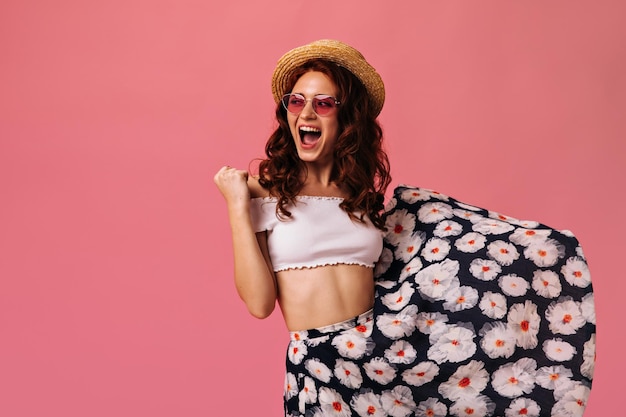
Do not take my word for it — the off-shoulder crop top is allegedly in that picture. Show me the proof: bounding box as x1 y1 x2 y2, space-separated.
249 196 383 272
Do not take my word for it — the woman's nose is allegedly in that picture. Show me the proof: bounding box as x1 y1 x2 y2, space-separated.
300 99 317 119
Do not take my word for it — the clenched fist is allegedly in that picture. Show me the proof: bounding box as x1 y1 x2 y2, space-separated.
214 166 251 210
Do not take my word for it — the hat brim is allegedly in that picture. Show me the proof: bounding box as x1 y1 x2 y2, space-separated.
271 39 385 117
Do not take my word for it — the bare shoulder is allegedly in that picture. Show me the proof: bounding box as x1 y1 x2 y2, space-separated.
247 175 270 198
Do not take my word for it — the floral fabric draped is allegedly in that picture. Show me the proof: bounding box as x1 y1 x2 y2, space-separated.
284 185 595 417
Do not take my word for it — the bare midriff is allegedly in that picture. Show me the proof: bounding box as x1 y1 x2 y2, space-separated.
276 263 375 331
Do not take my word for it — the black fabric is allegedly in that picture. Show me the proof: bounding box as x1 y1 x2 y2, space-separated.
283 185 595 417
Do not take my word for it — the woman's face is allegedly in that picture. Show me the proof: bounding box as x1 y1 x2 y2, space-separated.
287 71 340 167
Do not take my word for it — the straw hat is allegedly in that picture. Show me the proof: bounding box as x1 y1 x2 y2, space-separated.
271 39 385 116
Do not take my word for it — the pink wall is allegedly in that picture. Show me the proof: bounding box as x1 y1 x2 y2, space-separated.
1 1 623 416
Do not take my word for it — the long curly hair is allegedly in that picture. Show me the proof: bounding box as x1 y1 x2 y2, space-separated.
258 59 391 230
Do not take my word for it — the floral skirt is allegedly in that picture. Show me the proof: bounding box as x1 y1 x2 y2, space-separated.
284 309 378 416
283 185 595 417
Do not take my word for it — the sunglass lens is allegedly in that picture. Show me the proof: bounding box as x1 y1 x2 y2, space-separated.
312 97 337 116
282 94 305 113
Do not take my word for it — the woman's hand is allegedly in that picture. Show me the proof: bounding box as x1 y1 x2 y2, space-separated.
214 166 278 318
213 166 251 210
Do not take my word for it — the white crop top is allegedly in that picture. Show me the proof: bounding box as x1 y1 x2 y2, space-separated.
249 196 383 272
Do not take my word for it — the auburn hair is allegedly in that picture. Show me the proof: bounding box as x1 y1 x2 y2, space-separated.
258 59 391 230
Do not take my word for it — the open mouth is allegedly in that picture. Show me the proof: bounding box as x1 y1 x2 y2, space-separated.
299 126 321 146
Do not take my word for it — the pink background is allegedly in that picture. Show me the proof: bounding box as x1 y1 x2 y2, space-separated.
1 1 624 416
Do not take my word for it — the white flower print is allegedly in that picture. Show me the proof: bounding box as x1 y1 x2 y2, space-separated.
415 398 447 417
427 323 449 345
381 385 417 417
505 398 540 417
479 322 516 359
488 210 520 224
385 340 417 364
398 257 423 282
507 301 541 349
384 197 397 212
479 291 508 319
546 298 586 335
509 228 552 247
491 357 537 398
498 274 529 297
524 238 565 267
375 278 397 290
315 387 351 417
307 335 330 347
376 305 419 340
381 281 415 311
385 209 416 246
334 359 363 389
305 358 333 383
517 219 540 228
400 188 431 203
536 365 574 391
561 256 592 288
449 395 495 417
299 376 318 409
580 293 596 324
433 220 463 238
323 318 363 335
427 325 476 364
394 231 426 262
426 189 449 201
469 258 501 281
472 217 515 235
288 340 308 365
351 390 385 417
487 240 520 266
291 330 308 341
364 357 397 384
354 319 372 337
454 232 487 253
415 259 460 300
554 378 581 401
438 360 488 401
543 338 577 362
551 383 591 417
421 237 451 262
443 286 479 312
400 188 447 203
531 269 562 298
401 361 440 387
417 202 454 224
416 312 449 340
581 334 596 379
284 372 298 400
374 247 393 278
453 208 483 223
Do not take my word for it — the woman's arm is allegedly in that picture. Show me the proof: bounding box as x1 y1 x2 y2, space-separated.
213 166 277 319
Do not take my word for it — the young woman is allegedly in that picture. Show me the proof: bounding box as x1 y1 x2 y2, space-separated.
214 39 392 415
215 39 596 417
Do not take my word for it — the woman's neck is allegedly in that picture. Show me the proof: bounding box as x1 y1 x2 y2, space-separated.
300 178 345 199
